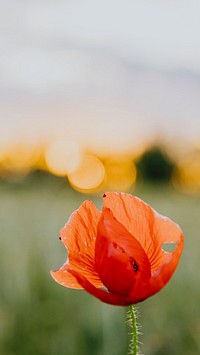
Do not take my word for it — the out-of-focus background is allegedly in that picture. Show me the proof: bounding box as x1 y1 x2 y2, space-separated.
1 1 200 354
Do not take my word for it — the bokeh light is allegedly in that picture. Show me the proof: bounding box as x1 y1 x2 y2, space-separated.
173 152 200 194
0 143 40 178
104 156 137 191
45 139 81 176
68 154 105 193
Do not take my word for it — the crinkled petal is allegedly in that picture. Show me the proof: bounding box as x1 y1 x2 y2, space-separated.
51 268 82 289
52 200 103 289
102 192 155 256
150 214 184 281
127 215 184 302
148 212 184 272
103 192 184 274
135 232 184 302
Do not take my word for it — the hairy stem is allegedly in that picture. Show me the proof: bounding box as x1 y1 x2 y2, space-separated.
129 305 138 355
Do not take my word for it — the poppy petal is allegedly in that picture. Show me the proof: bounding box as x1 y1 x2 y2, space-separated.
144 211 184 273
144 233 184 300
102 192 155 256
68 268 133 306
103 192 184 272
150 213 184 279
51 268 82 289
95 208 151 298
53 200 103 289
127 215 184 302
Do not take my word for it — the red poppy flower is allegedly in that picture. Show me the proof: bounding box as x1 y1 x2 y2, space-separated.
51 192 184 306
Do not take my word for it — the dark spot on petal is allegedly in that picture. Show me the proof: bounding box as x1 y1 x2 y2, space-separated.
133 261 139 272
59 236 61 240
103 193 106 198
129 257 139 272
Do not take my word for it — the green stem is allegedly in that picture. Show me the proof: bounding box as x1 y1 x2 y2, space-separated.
129 305 138 355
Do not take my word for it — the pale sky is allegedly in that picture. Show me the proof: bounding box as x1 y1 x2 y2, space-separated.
1 0 200 154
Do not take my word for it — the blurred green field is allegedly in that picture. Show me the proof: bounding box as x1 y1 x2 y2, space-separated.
0 176 200 355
